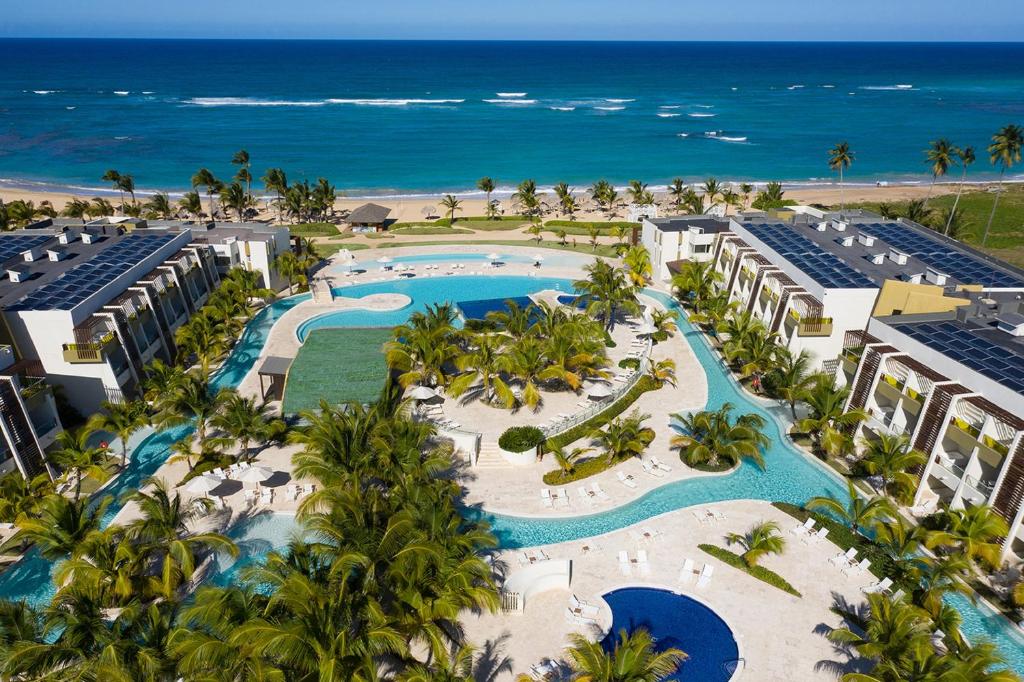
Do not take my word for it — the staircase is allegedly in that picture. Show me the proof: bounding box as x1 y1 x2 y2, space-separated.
0 378 49 479
475 442 513 468
310 278 334 304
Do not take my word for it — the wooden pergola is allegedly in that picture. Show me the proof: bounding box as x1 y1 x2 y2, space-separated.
257 356 293 401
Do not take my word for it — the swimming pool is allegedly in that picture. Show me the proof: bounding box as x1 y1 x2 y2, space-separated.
601 587 740 681
346 251 587 272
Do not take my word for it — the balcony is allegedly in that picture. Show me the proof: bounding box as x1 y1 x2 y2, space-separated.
798 317 833 337
62 332 116 364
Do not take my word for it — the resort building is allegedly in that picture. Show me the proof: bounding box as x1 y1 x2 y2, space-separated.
840 293 1024 562
346 203 392 232
640 215 731 280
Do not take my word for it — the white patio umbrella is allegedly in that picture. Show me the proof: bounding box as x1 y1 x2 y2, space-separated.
487 252 501 261
637 323 657 336
588 383 613 399
236 465 274 489
408 385 437 401
533 255 545 263
185 474 222 497
376 256 393 264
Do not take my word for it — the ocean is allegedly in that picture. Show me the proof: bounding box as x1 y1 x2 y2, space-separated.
1 39 1023 197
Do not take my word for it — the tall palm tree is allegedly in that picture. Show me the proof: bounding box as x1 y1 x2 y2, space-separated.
178 190 203 219
806 480 894 534
573 259 640 331
796 375 866 458
923 138 957 206
671 259 723 314
946 145 975 235
440 194 462 224
191 168 219 220
261 167 288 223
476 176 495 218
768 348 816 418
592 411 654 464
627 179 649 205
12 494 109 560
153 373 226 451
623 245 651 287
117 174 136 209
857 433 926 503
274 250 305 294
565 628 685 682
726 520 785 567
210 392 283 461
87 399 149 468
668 177 687 211
982 123 1024 246
143 192 173 219
701 177 723 213
671 403 769 469
49 426 111 501
231 149 252 201
221 181 249 221
828 141 855 213
101 169 124 212
449 334 515 407
175 313 229 374
928 505 1009 571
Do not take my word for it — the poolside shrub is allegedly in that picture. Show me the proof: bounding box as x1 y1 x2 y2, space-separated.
543 375 658 454
285 222 340 236
543 454 618 485
498 426 546 453
698 544 802 597
618 357 640 370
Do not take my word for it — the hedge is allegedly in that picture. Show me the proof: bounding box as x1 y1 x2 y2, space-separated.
285 222 341 236
544 453 621 485
618 358 640 370
498 426 546 453
543 375 658 454
699 544 802 597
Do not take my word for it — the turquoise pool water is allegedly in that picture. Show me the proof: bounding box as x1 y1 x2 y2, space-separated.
0 275 1020 671
345 252 586 272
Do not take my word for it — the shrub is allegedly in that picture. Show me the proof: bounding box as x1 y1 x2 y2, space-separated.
698 544 802 597
618 358 640 370
498 426 546 453
543 375 658 453
543 454 614 485
285 222 340 236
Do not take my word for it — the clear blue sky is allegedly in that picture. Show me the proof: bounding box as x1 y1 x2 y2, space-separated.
3 0 1022 41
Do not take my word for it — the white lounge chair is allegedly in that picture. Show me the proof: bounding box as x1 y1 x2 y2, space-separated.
843 558 871 577
862 577 893 595
617 471 637 489
576 486 593 508
618 550 631 576
284 485 298 501
641 460 664 478
678 558 695 583
591 482 610 501
691 509 709 525
212 467 226 480
641 526 661 542
831 548 858 567
529 660 559 681
790 518 816 536
637 549 651 576
569 594 600 619
650 456 673 472
696 564 714 588
540 488 553 508
556 488 570 508
303 483 316 496
803 527 830 545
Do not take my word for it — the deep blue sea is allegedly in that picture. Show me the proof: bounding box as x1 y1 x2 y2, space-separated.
1 39 1023 196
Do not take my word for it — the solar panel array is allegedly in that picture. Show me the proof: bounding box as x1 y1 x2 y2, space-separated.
10 234 177 311
860 222 1024 288
743 223 876 289
894 320 1024 394
0 235 53 264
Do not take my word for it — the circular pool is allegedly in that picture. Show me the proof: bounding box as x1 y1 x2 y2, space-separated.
601 587 740 681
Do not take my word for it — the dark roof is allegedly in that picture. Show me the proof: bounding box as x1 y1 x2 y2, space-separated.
258 356 293 377
347 203 392 225
741 223 876 289
648 216 731 233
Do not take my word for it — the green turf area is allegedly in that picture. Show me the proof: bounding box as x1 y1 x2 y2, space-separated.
843 184 1024 268
284 222 341 236
282 328 391 413
389 226 474 235
542 220 640 236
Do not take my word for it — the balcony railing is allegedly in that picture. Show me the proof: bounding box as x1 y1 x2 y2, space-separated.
797 317 833 337
62 332 116 364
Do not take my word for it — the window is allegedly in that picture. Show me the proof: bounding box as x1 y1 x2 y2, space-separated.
693 244 711 254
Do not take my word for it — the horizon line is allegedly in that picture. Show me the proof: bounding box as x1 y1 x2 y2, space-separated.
3 36 1024 44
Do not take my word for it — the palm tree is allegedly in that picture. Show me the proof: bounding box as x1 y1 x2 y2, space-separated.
60 197 90 219
924 138 957 206
153 373 226 451
592 411 654 464
143 192 173 219
191 168 219 220
767 348 816 418
671 403 769 469
261 167 288 222
512 179 539 218
449 334 515 407
982 123 1024 246
566 628 685 682
946 145 975 235
701 177 722 212
903 198 932 225
550 444 592 476
125 478 238 598
102 169 124 212
231 149 252 201
573 259 640 331
274 250 305 294
726 520 785 567
440 194 462 225
828 141 855 213
827 593 934 677
49 426 111 501
476 176 495 217
668 178 687 211
627 179 649 205
796 375 866 458
221 181 249 221
806 480 894 534
648 358 677 387
12 494 109 560
210 392 283 461
929 505 1009 571
671 259 723 315
178 190 203 219
857 433 926 502
117 174 136 209
175 313 229 374
87 399 149 468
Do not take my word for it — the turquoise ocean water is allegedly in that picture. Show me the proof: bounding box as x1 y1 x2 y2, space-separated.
1 40 1023 196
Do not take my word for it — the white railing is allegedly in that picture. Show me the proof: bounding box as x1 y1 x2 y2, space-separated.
541 337 653 439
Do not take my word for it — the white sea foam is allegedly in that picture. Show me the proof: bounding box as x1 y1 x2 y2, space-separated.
717 136 747 143
787 84 805 90
693 104 714 108
326 98 463 106
821 84 836 88
659 105 681 109
33 90 58 95
605 98 635 103
186 97 327 107
496 92 527 97
688 112 716 118
549 106 575 111
142 91 155 94
595 106 625 111
114 136 131 140
114 91 130 95
65 106 76 110
656 112 681 118
677 133 691 138
859 85 916 91
484 98 537 104
731 87 738 91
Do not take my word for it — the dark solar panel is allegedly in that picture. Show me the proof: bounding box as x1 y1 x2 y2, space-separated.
0 235 53 264
744 223 876 289
9 234 177 311
893 320 1024 394
862 222 1024 288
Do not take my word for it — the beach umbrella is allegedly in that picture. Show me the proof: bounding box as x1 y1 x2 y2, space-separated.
408 385 437 401
376 256 393 264
487 252 501 261
637 323 657 336
588 383 613 399
421 205 437 218
236 465 274 489
185 474 222 496
534 255 545 262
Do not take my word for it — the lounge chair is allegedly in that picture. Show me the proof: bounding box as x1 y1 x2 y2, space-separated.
641 460 664 478
650 456 673 473
617 471 638 488
556 488 570 508
691 509 709 525
802 527 829 545
843 558 871 577
890 588 905 601
591 482 610 501
696 564 714 588
637 549 651 576
790 518 816 536
529 660 559 681
711 509 727 521
259 489 273 505
862 577 893 595
569 594 600 619
618 550 631 576
540 488 553 508
641 526 660 542
576 486 593 507
518 552 530 566
679 558 695 583
303 483 316 496
284 485 298 501
831 547 857 567
212 467 226 480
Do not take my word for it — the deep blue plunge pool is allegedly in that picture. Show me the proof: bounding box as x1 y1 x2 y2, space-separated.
602 587 740 681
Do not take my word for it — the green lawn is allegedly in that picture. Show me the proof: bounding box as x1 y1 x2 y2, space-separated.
542 220 640 236
282 328 391 414
389 226 474 235
285 222 341 237
843 184 1024 268
373 238 619 258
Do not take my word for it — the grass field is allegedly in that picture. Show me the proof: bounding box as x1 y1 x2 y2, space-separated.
284 222 341 237
282 328 390 413
389 226 474 235
844 184 1024 267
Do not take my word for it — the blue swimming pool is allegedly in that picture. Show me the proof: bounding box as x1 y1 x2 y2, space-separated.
602 587 740 681
457 296 536 322
346 251 586 272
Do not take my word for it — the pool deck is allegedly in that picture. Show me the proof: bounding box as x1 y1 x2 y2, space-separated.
464 498 873 680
